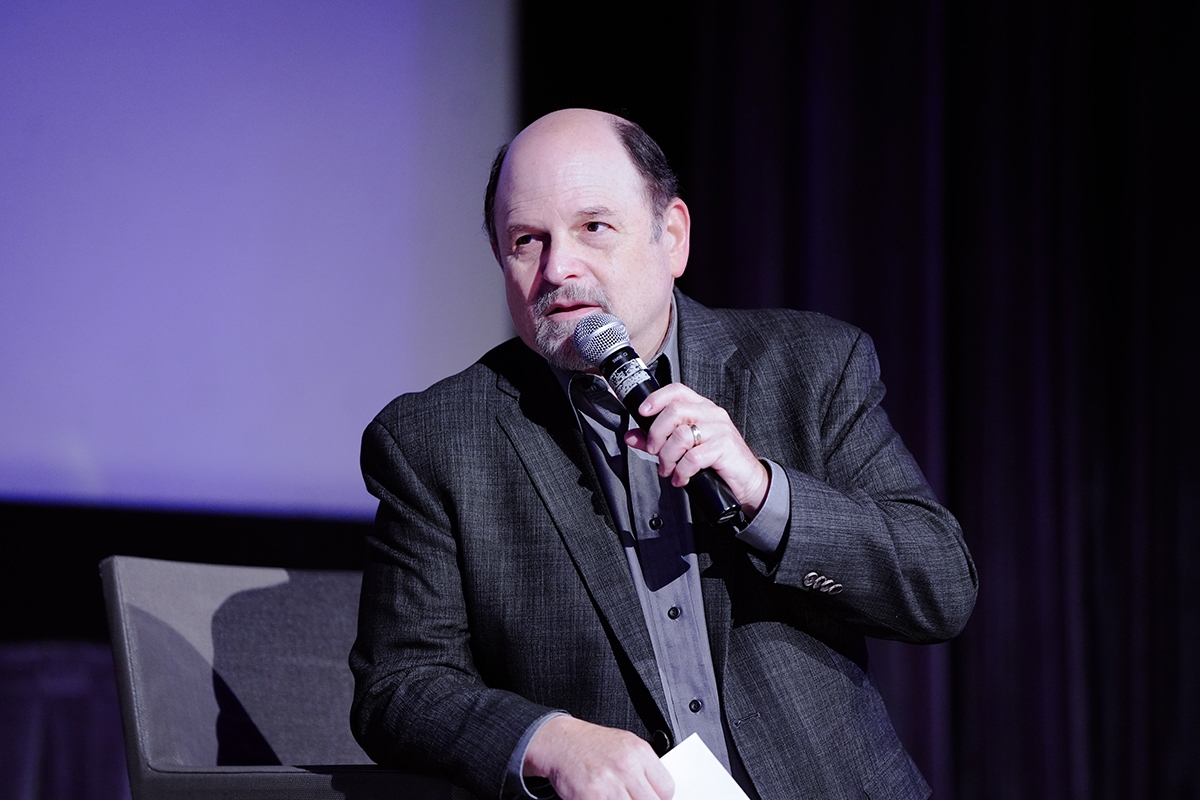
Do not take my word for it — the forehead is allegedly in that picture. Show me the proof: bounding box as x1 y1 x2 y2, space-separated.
496 122 649 223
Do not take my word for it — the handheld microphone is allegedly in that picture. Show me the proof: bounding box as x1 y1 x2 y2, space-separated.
573 313 743 526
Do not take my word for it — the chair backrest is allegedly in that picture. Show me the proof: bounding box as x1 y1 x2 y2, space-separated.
102 555 458 799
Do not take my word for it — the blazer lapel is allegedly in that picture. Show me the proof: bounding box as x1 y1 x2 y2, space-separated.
489 346 671 721
675 292 753 689
676 294 750 432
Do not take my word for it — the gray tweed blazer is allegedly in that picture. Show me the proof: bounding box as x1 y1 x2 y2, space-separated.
351 291 977 800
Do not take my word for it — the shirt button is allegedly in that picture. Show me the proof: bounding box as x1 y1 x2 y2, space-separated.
667 606 681 620
648 515 663 530
689 699 703 713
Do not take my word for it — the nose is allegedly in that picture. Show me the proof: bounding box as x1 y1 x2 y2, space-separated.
540 237 586 285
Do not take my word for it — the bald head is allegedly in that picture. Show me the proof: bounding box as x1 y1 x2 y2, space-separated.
484 110 679 254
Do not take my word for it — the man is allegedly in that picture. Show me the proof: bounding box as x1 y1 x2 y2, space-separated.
350 109 977 800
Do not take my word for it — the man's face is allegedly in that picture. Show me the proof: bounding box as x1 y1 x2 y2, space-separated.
491 110 688 372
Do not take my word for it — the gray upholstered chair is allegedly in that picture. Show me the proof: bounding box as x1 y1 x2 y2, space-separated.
101 555 466 800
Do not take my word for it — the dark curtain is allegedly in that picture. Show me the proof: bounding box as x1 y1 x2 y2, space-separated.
0 643 131 800
940 3 1200 798
520 0 1199 797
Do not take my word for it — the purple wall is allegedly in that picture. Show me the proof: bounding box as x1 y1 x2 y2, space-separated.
0 0 515 518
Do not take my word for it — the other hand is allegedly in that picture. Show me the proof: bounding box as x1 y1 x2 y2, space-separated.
523 716 674 800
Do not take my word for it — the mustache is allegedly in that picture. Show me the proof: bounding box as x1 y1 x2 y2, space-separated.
533 283 613 320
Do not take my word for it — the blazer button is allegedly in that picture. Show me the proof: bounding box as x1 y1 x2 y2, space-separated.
667 606 681 620
651 729 673 755
689 699 703 713
649 515 664 530
803 571 819 588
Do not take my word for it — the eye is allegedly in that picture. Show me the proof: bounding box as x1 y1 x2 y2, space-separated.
509 233 544 262
584 221 608 233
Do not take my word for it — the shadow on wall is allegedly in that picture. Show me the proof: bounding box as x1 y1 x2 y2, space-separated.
126 568 371 769
210 570 369 766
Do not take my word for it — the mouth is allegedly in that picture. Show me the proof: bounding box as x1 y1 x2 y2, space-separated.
533 284 612 332
544 302 601 320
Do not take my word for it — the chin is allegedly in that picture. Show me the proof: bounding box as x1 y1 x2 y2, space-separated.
535 323 590 373
545 349 592 373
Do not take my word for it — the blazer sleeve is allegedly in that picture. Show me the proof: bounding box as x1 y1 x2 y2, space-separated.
750 325 977 643
349 411 556 798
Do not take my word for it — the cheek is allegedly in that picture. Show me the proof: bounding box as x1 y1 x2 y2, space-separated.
503 256 541 296
504 274 537 337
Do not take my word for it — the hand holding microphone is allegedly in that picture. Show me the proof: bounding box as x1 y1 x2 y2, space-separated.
573 313 768 526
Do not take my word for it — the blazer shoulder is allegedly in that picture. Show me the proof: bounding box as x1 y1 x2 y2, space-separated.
369 337 533 431
361 337 550 496
703 304 871 371
362 336 575 476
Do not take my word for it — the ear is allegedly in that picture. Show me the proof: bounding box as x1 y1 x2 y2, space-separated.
663 198 691 279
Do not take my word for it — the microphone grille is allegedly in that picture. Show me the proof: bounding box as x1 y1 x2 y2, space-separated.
573 313 630 366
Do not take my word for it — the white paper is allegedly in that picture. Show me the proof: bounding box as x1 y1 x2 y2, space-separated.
659 734 752 800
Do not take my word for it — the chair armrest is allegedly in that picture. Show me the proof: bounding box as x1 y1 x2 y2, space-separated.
133 762 466 800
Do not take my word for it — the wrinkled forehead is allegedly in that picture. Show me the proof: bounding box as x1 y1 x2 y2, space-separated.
496 120 647 220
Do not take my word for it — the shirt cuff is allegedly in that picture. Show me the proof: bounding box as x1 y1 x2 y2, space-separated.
734 459 790 556
504 711 569 799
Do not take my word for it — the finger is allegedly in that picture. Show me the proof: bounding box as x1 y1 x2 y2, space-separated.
668 435 723 486
635 383 697 419
617 754 675 800
655 423 704 478
644 761 676 800
640 399 709 455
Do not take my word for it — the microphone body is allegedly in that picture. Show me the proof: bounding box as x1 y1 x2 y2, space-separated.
573 314 743 526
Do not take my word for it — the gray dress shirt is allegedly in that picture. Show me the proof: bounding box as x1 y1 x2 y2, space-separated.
507 302 791 798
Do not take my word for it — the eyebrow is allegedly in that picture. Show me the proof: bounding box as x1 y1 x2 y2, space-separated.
505 223 532 240
504 206 619 240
